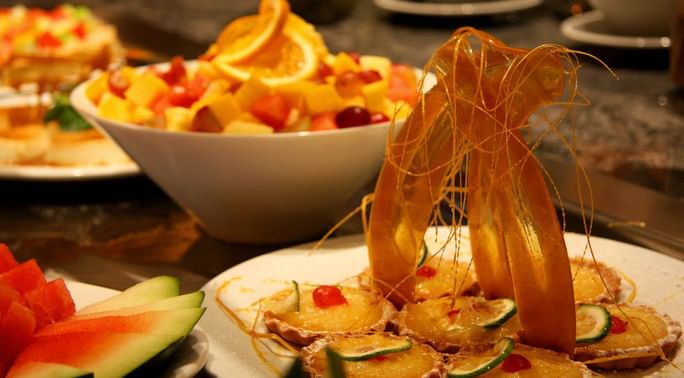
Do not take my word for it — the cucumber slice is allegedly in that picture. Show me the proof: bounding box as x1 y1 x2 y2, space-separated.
271 281 300 314
416 240 428 268
447 298 517 331
447 337 515 378
576 303 612 343
335 334 412 361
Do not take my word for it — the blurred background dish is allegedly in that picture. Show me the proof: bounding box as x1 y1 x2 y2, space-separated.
587 0 674 37
373 0 542 16
560 10 672 48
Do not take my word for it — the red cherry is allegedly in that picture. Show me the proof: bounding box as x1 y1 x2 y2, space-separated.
335 106 371 128
501 353 532 372
416 266 437 279
610 316 627 334
358 69 382 84
312 285 348 309
370 113 390 124
167 85 194 107
107 69 130 98
316 61 334 80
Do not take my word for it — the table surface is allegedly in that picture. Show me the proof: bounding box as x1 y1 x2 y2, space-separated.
2 0 683 310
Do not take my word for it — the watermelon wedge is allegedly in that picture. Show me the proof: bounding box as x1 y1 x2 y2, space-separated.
0 283 22 315
0 301 36 377
24 278 76 330
0 260 47 295
0 244 18 273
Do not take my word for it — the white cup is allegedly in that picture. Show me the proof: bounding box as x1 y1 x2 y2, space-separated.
588 0 675 36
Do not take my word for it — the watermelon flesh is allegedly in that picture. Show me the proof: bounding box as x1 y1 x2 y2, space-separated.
0 244 18 273
0 301 36 377
7 332 182 378
0 283 22 315
25 278 76 330
0 260 47 295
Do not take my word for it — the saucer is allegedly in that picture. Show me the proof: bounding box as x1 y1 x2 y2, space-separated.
373 0 542 16
560 10 671 49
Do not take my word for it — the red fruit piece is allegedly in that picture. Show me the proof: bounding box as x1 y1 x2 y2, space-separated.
167 85 195 108
250 94 291 131
335 106 371 128
24 278 76 330
156 56 187 86
107 69 130 98
37 31 62 49
0 283 21 315
501 353 532 372
312 286 348 309
416 266 437 279
311 112 338 131
358 70 382 84
0 260 46 295
191 106 223 133
0 244 17 274
0 301 36 377
370 113 390 124
610 316 627 334
388 64 419 106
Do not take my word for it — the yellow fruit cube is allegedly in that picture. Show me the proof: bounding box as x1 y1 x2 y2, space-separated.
361 80 389 114
277 81 316 113
359 55 392 80
124 73 169 108
234 76 270 110
304 84 344 114
342 95 365 109
384 99 413 121
85 73 109 104
208 93 242 126
97 92 134 123
164 107 194 132
223 120 274 135
131 105 156 124
332 52 360 75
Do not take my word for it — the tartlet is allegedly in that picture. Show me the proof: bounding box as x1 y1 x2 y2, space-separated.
302 333 444 378
263 285 396 345
574 304 682 369
414 257 478 301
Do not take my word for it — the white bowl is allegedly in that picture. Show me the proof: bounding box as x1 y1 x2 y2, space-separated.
588 0 675 36
70 80 405 244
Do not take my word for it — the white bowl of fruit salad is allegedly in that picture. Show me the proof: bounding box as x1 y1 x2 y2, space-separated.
70 0 426 244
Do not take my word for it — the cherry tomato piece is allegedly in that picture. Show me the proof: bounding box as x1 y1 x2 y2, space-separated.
312 285 348 309
610 316 627 334
107 69 130 98
250 94 292 131
416 265 437 279
501 353 532 372
335 106 371 128
72 22 87 39
37 31 62 49
370 113 390 124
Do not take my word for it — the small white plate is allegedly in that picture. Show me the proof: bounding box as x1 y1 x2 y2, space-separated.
561 10 671 49
0 163 140 181
373 0 542 16
200 227 684 377
66 281 209 378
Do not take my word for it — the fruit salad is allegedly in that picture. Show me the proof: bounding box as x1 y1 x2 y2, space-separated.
85 0 419 134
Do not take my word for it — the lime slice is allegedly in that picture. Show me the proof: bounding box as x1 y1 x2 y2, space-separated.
334 334 412 361
416 240 428 268
447 298 517 331
271 280 300 314
448 337 515 378
576 303 611 343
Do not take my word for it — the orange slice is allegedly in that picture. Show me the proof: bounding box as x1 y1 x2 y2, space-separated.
215 0 290 63
213 25 319 88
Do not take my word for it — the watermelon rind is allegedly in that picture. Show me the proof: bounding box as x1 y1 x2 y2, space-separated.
7 361 93 378
71 291 205 320
77 276 180 315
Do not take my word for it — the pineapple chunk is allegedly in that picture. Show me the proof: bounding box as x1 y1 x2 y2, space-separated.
98 92 134 123
131 105 156 124
361 80 389 114
85 73 109 104
208 93 242 126
360 55 392 80
304 84 344 114
384 99 412 120
223 120 274 135
332 52 360 75
164 107 194 132
124 73 169 108
234 76 270 110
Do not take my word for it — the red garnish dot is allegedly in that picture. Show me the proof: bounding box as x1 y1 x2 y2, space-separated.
610 316 627 334
447 308 461 320
416 265 437 279
501 353 532 372
369 355 389 362
312 285 348 309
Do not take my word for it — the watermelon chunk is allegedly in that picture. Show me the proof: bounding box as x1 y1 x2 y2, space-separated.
0 244 18 273
8 332 182 378
0 260 47 295
25 278 76 330
0 301 36 377
0 283 22 315
36 308 205 338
